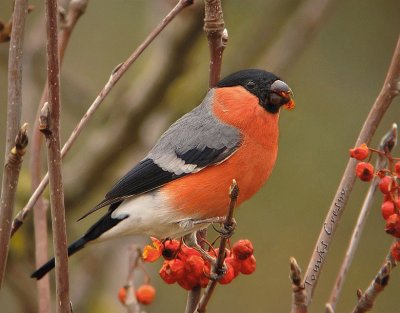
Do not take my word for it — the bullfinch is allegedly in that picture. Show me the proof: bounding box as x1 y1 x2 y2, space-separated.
32 69 295 279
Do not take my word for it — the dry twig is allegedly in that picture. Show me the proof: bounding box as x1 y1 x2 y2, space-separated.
186 2 227 311
123 247 143 313
351 260 394 313
301 35 400 306
203 0 227 88
326 124 397 313
0 0 29 288
10 0 193 236
196 180 239 313
290 257 307 313
43 0 70 311
30 2 88 312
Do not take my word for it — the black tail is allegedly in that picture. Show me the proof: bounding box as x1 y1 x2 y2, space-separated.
31 207 126 280
31 237 87 280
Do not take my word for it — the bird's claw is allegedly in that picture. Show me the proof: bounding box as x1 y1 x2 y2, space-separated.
212 218 237 238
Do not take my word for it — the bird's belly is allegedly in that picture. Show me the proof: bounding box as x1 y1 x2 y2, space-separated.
163 138 278 218
98 191 202 240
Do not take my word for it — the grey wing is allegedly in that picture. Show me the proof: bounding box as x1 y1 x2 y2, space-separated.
148 89 243 175
79 89 242 220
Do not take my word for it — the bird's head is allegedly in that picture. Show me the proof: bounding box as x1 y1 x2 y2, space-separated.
216 69 295 114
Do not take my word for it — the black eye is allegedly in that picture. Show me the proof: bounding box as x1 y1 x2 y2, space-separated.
245 80 256 90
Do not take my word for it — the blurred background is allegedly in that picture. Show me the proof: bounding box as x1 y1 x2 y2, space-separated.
1 0 400 312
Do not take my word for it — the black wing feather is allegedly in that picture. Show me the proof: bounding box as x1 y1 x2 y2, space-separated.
176 147 227 168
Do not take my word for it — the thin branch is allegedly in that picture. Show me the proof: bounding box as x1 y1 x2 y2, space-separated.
31 2 87 312
351 259 395 313
196 179 239 313
186 3 227 311
257 0 335 74
302 35 400 306
326 124 398 313
10 0 193 236
290 257 307 313
203 0 227 87
0 0 29 288
43 0 70 310
124 247 142 313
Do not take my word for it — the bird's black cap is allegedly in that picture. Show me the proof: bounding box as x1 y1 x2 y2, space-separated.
217 69 293 114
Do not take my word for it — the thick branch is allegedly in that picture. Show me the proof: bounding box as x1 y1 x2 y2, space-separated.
196 180 239 313
302 35 400 305
10 0 193 236
0 0 28 289
326 125 397 312
44 0 70 311
204 0 227 87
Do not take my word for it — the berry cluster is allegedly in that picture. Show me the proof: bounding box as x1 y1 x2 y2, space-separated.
350 143 400 261
142 237 256 290
118 284 156 306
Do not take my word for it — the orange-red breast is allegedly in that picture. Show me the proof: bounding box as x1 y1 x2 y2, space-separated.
32 69 294 279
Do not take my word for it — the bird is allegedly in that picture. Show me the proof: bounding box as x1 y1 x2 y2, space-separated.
31 69 295 280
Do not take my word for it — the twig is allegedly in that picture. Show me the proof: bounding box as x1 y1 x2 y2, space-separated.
203 0 227 87
351 260 394 313
124 247 142 313
10 0 193 236
290 257 307 313
196 179 239 313
302 35 400 306
186 3 227 311
326 124 398 313
257 0 335 74
43 0 70 311
30 2 88 312
0 0 29 289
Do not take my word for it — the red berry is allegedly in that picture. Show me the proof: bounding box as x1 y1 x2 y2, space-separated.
178 246 201 261
395 198 400 209
219 263 235 285
225 256 242 277
395 161 400 176
379 176 394 194
390 241 400 261
355 162 374 182
232 239 254 260
118 287 127 304
349 143 369 160
162 239 180 260
381 201 396 220
185 255 204 277
177 276 198 291
199 262 211 288
385 214 400 238
159 259 185 284
240 255 256 275
136 284 156 305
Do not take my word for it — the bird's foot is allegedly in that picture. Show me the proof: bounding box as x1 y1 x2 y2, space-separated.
212 217 237 238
